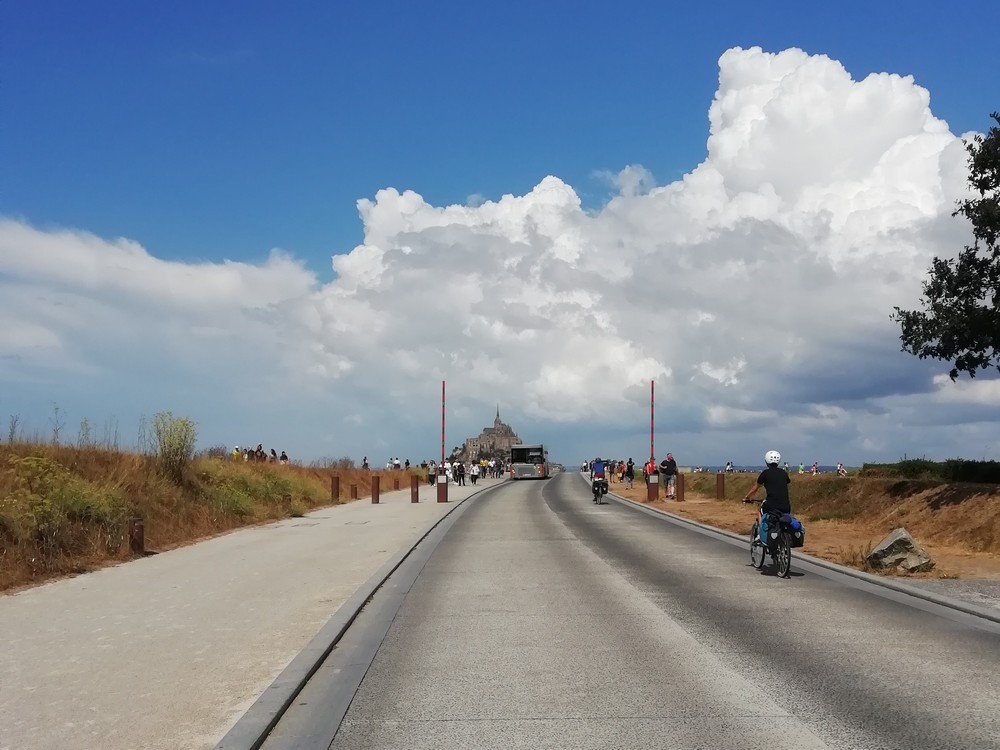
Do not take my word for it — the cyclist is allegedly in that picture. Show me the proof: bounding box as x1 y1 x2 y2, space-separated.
590 457 606 482
742 450 791 542
590 457 608 503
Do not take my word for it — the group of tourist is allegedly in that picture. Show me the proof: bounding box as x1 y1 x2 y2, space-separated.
585 455 851 486
358 455 508 484
361 457 412 471
231 444 289 464
583 454 680 499
423 458 508 485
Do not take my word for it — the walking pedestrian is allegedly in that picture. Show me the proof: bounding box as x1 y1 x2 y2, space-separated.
659 452 678 499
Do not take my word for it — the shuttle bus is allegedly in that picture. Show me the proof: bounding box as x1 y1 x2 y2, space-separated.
509 443 550 479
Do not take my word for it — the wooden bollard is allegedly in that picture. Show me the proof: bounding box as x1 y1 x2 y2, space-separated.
331 476 340 503
372 475 380 504
410 474 419 503
716 472 725 500
393 476 400 491
436 471 449 502
677 473 685 502
128 517 144 555
646 471 658 502
350 484 358 500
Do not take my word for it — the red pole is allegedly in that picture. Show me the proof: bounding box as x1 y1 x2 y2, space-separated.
438 380 449 503
650 379 655 462
647 380 658 502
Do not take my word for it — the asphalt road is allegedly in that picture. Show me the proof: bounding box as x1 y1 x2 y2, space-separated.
270 472 1000 750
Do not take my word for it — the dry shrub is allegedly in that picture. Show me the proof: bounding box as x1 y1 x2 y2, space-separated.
836 541 874 571
151 412 197 482
0 452 131 589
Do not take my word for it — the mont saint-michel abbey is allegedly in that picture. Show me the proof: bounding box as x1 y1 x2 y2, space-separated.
460 408 520 461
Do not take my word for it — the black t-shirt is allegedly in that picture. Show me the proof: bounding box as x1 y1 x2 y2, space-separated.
659 458 677 475
756 466 791 512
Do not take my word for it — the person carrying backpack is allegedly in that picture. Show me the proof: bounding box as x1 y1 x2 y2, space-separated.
742 450 792 543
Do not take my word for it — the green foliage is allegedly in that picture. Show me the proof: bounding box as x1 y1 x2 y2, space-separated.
195 460 325 520
0 455 129 561
949 460 1000 483
151 412 198 482
861 459 944 480
892 112 1000 379
210 484 256 517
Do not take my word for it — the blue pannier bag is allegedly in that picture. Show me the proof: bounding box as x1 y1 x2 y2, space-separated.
760 513 806 548
758 513 772 544
785 514 805 548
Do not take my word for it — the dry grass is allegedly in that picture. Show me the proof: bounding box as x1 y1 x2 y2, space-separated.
836 541 874 571
0 442 417 592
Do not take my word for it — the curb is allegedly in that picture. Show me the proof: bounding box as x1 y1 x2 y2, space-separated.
214 480 506 750
580 473 1000 626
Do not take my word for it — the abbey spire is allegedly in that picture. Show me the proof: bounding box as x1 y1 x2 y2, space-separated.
460 408 520 462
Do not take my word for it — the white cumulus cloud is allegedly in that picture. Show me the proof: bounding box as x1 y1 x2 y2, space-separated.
2 46 997 465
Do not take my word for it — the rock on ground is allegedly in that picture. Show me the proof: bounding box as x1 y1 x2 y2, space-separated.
867 527 935 573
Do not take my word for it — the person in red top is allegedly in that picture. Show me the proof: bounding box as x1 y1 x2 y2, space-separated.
643 457 657 485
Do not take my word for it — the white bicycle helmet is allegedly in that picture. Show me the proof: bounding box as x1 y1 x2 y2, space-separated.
765 450 781 466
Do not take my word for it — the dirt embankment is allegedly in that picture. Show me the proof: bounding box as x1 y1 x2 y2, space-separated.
611 472 1000 579
0 443 415 592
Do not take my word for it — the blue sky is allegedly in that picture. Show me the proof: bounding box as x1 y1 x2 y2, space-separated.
5 0 996 269
2 1 1000 466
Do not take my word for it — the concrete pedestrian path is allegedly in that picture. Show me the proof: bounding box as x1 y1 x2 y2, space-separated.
0 476 502 750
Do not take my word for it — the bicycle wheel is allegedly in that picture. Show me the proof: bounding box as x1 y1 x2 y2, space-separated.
775 532 792 578
750 522 765 569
